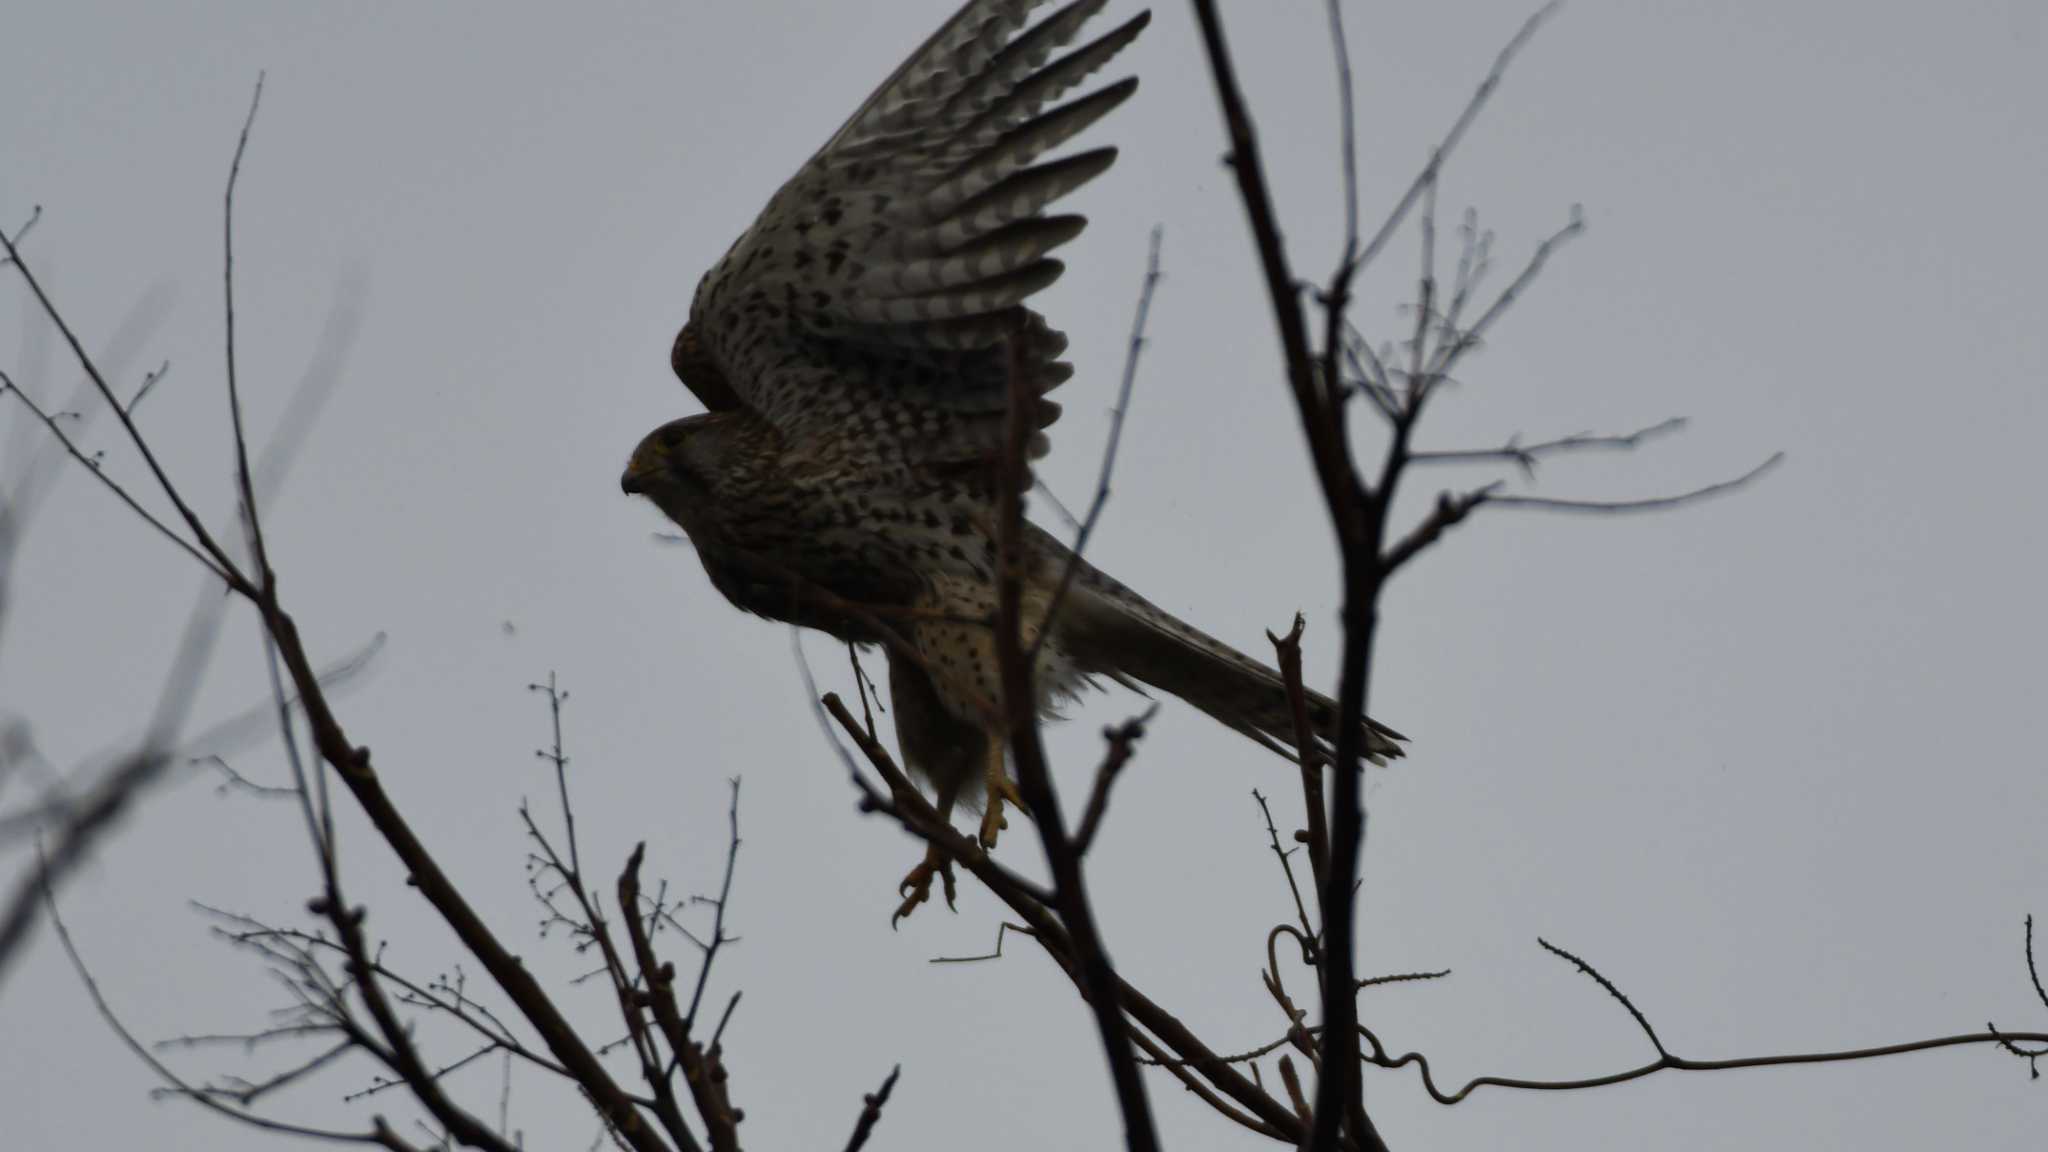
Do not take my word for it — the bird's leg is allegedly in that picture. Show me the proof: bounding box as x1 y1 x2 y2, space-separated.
977 738 1027 849
894 784 960 926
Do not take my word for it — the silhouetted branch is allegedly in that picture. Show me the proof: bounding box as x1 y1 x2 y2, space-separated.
1267 614 1329 908
222 75 273 592
1409 417 1687 475
1536 937 1667 1057
1073 704 1158 855
821 690 1310 1145
196 753 297 800
0 371 233 583
2 215 250 594
617 845 718 1152
1480 452 1786 514
1037 225 1164 650
39 854 404 1148
1361 1020 2048 1105
1382 452 1784 578
1360 930 2048 1102
840 1065 900 1152
1348 2 1561 280
998 309 1158 1150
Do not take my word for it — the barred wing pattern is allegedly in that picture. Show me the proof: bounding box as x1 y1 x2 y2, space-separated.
675 0 1149 473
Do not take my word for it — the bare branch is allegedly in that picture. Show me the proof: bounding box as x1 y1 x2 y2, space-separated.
1409 417 1688 474
1480 452 1785 515
1349 2 1561 279
1538 936 1667 1058
38 853 396 1146
1037 225 1164 652
839 1065 900 1152
223 75 274 592
997 312 1158 1152
1 215 250 593
0 371 234 584
1360 1022 2048 1105
1073 704 1158 855
1267 614 1329 906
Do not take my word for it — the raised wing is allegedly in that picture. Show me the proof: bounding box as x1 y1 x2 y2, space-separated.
676 0 1148 470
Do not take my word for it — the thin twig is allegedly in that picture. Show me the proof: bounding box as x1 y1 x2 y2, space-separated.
1267 614 1329 909
1349 2 1561 279
1035 225 1164 652
1537 937 1666 1057
38 850 397 1146
1480 452 1785 514
1073 704 1158 855
1359 1022 2048 1105
0 373 233 584
224 75 274 592
1409 417 1687 475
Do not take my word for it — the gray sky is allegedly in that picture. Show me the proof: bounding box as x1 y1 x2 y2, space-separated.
4 1 2045 1148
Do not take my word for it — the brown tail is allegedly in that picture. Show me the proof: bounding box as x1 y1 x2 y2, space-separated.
1057 562 1406 765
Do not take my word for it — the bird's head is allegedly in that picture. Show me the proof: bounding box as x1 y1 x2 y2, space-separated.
620 413 730 536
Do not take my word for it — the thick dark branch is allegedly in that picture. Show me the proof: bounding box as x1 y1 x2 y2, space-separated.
821 694 1306 1143
1187 0 1359 530
259 602 673 1152
619 845 727 1152
995 326 1158 1152
1188 6 1385 1146
816 693 1055 911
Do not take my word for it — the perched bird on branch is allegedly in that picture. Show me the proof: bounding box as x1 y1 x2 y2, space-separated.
622 0 1403 914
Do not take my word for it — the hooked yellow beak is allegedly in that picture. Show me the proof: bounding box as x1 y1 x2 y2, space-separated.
620 447 660 495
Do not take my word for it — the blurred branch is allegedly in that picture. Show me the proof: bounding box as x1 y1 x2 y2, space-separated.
39 853 409 1148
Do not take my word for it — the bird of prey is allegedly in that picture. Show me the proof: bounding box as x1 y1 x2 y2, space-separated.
623 0 1403 913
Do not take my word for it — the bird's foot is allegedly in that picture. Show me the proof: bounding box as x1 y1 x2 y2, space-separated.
977 771 1026 850
892 844 957 927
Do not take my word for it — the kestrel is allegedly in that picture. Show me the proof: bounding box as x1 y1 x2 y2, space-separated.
623 0 1403 913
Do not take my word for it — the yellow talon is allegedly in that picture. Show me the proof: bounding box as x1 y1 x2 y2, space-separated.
978 748 1027 849
893 846 957 927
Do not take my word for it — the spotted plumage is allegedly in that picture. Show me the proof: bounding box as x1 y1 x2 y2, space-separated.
623 0 1404 873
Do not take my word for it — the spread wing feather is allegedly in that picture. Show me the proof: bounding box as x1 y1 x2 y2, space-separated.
678 0 1149 471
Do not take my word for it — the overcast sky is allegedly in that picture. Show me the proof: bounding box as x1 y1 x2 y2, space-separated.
4 1 2045 1149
